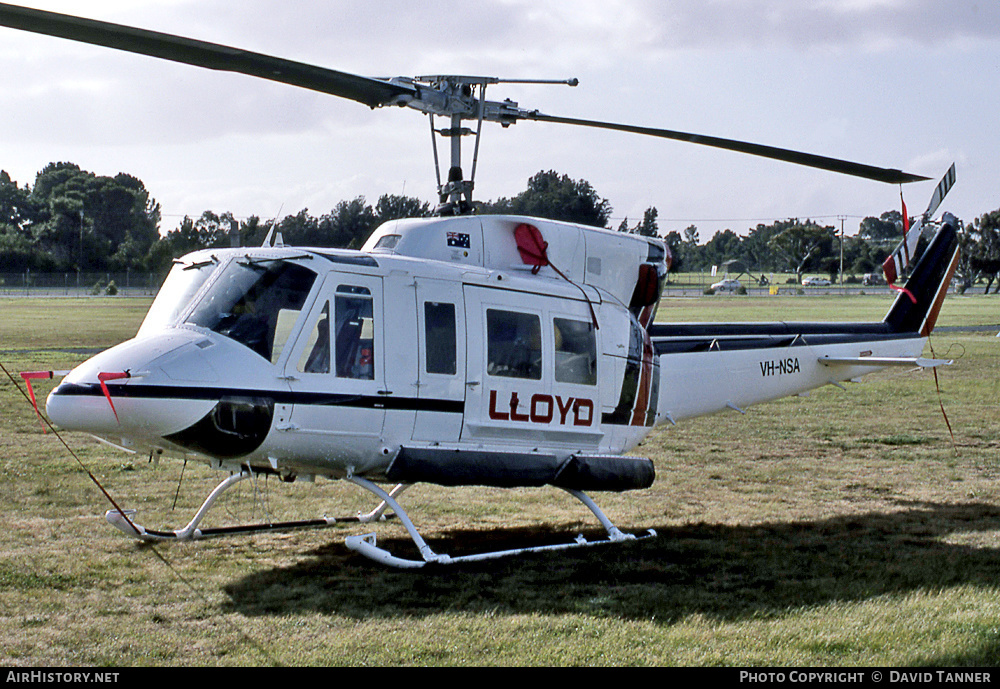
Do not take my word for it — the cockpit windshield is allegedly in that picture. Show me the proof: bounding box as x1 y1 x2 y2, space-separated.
185 259 317 362
138 257 219 337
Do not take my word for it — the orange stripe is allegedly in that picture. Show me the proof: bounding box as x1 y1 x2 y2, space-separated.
921 247 960 336
630 330 655 426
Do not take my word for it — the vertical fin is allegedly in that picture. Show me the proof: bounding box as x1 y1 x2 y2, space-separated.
883 214 960 335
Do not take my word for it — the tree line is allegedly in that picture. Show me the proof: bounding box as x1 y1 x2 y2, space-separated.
1 164 997 292
0 162 436 275
651 207 1000 293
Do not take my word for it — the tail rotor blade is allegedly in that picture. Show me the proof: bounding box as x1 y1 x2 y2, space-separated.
884 164 957 285
924 163 957 219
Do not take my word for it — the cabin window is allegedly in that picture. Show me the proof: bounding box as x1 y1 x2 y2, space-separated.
297 301 331 374
335 285 375 380
486 309 541 380
553 318 597 385
372 234 401 251
424 301 457 375
186 260 316 362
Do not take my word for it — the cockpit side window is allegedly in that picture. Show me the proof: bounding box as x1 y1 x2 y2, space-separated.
334 285 375 380
186 260 317 362
297 301 331 374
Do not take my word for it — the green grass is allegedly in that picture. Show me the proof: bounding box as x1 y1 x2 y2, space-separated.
0 295 998 666
0 297 149 351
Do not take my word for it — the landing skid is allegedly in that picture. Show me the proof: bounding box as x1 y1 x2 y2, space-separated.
344 476 657 569
104 470 656 568
104 471 398 542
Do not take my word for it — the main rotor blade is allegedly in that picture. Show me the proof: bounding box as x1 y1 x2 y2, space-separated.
0 3 927 186
0 3 415 108
528 113 929 185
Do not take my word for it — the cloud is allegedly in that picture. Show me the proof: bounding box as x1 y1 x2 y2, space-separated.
637 0 1000 52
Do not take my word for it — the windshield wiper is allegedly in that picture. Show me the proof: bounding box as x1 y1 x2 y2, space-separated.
238 254 314 268
174 255 219 271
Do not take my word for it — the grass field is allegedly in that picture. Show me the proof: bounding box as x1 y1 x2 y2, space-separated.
0 293 998 666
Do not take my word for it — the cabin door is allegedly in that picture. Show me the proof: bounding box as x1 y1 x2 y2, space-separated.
280 272 387 472
412 278 466 442
461 285 605 449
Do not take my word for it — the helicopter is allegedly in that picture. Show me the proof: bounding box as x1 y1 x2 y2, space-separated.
0 4 961 568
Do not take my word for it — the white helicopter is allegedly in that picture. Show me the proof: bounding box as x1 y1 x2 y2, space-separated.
1 4 961 568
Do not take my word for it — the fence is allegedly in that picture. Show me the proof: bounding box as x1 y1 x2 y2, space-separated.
0 272 166 297
0 271 899 299
659 272 895 298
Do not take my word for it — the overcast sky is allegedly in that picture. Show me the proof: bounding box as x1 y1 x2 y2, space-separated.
1 0 998 241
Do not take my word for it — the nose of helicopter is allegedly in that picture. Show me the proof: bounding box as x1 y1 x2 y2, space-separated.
45 330 223 441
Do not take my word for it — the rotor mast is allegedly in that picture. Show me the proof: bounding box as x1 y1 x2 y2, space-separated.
416 76 579 215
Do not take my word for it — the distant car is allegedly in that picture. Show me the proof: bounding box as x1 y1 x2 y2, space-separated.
862 273 884 286
802 277 831 286
711 278 741 293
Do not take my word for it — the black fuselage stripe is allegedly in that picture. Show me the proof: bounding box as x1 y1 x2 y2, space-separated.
51 383 465 414
649 321 898 338
651 331 919 355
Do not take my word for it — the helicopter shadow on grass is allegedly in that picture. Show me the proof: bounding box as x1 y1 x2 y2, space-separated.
223 500 1000 630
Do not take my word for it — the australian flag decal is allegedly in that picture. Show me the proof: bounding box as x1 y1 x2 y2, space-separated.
447 232 471 248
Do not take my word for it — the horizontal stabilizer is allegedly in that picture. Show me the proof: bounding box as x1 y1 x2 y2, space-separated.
818 356 952 368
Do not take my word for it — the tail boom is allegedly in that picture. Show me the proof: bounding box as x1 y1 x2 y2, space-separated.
648 215 959 427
